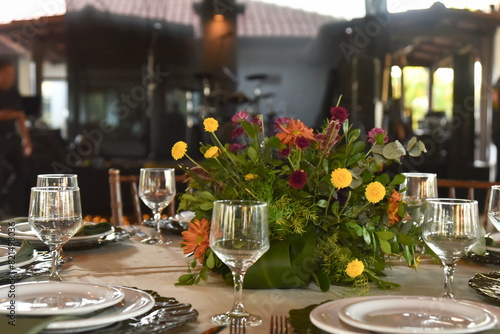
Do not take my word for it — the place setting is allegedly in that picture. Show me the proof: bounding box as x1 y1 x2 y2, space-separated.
0 175 198 333
309 196 500 333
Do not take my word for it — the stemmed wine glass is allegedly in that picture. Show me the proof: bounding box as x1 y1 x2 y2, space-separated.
28 187 83 281
138 168 176 245
37 174 79 263
210 200 270 326
422 198 481 299
488 185 500 231
400 172 438 226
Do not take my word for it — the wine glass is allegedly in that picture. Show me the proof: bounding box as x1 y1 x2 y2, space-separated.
400 172 438 226
210 200 270 326
28 187 83 281
37 174 79 263
37 174 78 187
488 185 500 231
422 198 481 299
138 168 176 245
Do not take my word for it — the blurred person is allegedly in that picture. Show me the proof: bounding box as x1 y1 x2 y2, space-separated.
0 59 32 217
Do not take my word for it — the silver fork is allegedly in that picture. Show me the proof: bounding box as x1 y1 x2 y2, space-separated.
270 315 289 334
229 318 246 334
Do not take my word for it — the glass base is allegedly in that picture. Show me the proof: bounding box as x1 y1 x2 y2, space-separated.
141 236 172 245
211 313 263 327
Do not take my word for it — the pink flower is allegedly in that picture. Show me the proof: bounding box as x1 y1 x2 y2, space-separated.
229 143 246 153
273 117 291 133
367 128 388 145
295 136 311 150
289 170 307 189
250 116 262 132
231 126 244 139
317 120 341 156
231 111 249 125
330 106 349 124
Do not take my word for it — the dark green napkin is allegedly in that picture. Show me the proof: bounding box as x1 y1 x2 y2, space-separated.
0 240 34 266
74 222 112 237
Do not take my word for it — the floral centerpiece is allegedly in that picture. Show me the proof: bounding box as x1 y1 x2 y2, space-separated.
171 106 426 291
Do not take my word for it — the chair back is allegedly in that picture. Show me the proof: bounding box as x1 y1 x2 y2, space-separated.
437 179 500 228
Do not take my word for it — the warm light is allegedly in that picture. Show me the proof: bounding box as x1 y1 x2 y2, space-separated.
213 14 224 22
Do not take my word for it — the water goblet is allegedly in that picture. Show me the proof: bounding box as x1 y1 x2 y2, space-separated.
138 168 176 245
28 187 83 281
488 185 500 231
422 198 481 299
37 174 79 263
400 172 438 226
210 200 270 326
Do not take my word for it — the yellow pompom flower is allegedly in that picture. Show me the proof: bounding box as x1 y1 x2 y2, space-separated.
245 173 259 181
204 146 220 159
204 117 219 132
172 141 188 160
330 168 352 189
345 259 364 278
365 181 386 203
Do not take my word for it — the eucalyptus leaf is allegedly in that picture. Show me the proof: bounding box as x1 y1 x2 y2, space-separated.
382 141 406 160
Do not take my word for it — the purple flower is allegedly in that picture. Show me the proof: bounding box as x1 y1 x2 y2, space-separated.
278 147 291 158
330 106 349 124
231 111 249 125
367 128 388 145
229 143 246 153
289 170 307 189
231 126 244 139
317 120 341 156
273 117 291 133
295 136 311 150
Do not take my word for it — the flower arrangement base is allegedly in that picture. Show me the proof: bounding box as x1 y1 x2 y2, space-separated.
244 229 317 289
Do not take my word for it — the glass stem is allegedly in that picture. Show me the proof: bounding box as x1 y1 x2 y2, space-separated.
154 210 162 236
230 270 247 315
50 246 62 281
442 263 455 299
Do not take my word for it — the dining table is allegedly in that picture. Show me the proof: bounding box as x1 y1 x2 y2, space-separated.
4 224 500 334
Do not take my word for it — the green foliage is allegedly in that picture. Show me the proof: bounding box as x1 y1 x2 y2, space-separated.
175 109 426 290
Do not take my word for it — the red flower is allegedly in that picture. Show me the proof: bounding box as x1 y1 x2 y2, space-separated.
289 170 307 189
278 147 291 157
330 106 349 124
295 136 311 150
231 126 244 139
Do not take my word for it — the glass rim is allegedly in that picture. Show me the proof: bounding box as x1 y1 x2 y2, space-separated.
401 172 437 178
37 174 78 178
213 200 267 207
31 186 80 191
491 185 500 189
140 167 175 171
425 198 477 205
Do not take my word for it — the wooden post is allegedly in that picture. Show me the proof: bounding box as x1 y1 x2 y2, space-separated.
109 168 123 227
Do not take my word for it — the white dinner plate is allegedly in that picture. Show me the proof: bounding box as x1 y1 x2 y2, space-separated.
0 281 124 316
45 286 155 332
0 249 38 275
338 296 497 333
0 222 114 246
310 296 499 334
0 246 10 263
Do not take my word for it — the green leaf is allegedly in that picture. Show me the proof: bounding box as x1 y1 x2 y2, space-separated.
382 141 406 161
268 136 281 148
351 141 366 154
348 128 360 144
247 145 259 161
379 238 392 254
206 250 215 269
362 227 371 245
346 152 365 166
407 137 427 157
375 173 390 185
389 174 406 186
241 121 256 137
200 201 214 210
403 245 411 263
375 230 394 241
316 199 328 208
313 267 330 292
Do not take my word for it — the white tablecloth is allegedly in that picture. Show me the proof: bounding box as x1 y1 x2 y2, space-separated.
41 227 500 333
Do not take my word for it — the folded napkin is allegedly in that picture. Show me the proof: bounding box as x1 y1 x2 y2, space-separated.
74 222 112 237
0 240 34 266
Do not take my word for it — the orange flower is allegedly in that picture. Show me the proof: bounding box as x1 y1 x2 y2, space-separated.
276 118 315 149
181 218 210 263
387 189 402 226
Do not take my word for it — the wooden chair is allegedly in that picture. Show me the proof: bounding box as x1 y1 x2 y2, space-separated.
437 179 500 228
